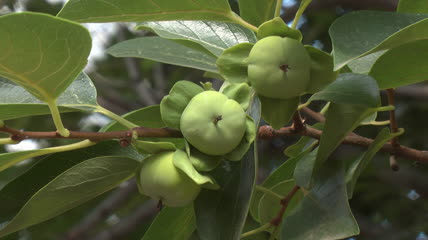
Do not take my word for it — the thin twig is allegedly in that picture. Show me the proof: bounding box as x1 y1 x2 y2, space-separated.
291 110 306 133
270 185 301 226
387 88 400 171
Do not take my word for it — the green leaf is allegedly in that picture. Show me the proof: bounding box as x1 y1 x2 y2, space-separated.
282 161 359 240
0 141 142 226
0 156 138 238
160 81 204 130
257 17 302 41
173 150 218 187
398 0 428 13
142 205 195 240
194 96 261 240
225 115 256 161
284 123 323 158
216 43 253 83
309 73 380 108
298 104 373 188
107 37 218 73
0 73 97 120
258 180 303 236
293 147 318 189
305 46 337 93
346 128 393 198
137 21 257 57
58 0 233 22
370 39 428 89
222 83 251 110
0 12 91 101
238 0 276 27
347 51 386 74
329 10 428 70
188 147 223 172
250 152 305 222
132 140 176 154
259 95 299 130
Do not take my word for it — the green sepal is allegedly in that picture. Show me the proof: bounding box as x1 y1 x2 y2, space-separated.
188 147 223 172
200 81 213 91
160 80 204 129
222 82 251 110
216 43 253 84
257 17 303 41
305 46 338 94
132 140 176 155
224 115 256 161
134 162 146 195
173 150 219 189
259 95 299 129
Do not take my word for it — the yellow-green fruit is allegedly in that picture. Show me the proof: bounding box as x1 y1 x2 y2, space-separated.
180 91 246 156
139 151 200 207
248 36 311 99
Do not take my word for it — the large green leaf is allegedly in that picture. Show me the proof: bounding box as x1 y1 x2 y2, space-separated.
194 96 261 240
346 128 393 198
370 39 428 89
282 161 359 240
0 12 91 101
107 37 218 73
142 205 195 240
0 141 143 225
58 0 234 23
137 21 256 56
346 51 386 74
0 156 138 238
309 73 380 108
0 73 97 120
238 0 276 27
329 10 428 70
398 0 428 13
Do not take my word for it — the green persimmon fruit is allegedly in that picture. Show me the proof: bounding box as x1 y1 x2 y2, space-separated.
248 36 311 99
139 151 200 207
180 91 246 156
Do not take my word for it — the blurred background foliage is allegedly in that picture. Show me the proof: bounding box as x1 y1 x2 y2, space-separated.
0 0 427 239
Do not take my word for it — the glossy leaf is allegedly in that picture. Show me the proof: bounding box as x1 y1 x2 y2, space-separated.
282 161 359 240
309 73 380 108
258 180 303 235
0 73 97 120
305 46 337 93
107 37 218 73
298 104 373 188
216 43 253 84
0 12 91 101
137 21 257 56
194 96 261 240
0 141 143 226
142 205 195 240
259 95 299 130
160 81 204 130
238 0 276 27
58 0 233 23
249 152 304 222
222 83 251 110
330 10 428 70
398 0 428 13
346 128 393 198
257 17 302 41
347 51 386 74
370 39 428 89
0 156 138 238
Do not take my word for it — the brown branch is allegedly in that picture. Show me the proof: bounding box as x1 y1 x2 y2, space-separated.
291 110 306 133
301 106 325 123
270 185 301 226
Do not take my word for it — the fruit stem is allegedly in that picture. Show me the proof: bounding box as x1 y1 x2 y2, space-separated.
291 0 312 29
